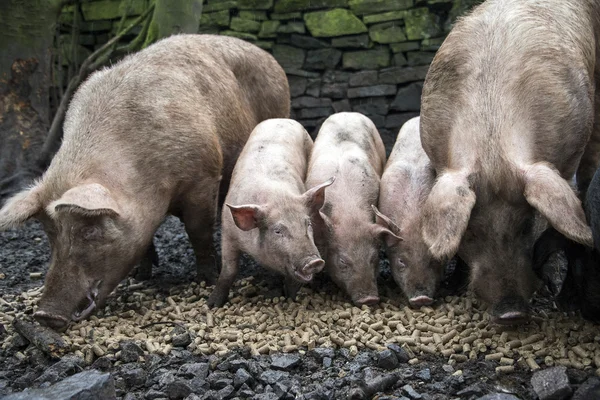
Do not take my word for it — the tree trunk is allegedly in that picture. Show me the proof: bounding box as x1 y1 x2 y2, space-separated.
0 0 63 200
143 0 203 47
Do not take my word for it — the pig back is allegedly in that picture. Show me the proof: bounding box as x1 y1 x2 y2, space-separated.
227 119 312 204
421 0 598 180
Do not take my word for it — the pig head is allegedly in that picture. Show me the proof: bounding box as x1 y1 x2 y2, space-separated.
0 182 152 331
421 165 592 323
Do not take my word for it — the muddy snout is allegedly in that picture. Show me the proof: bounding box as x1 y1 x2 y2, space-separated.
409 294 434 307
32 311 70 331
294 257 324 283
490 295 530 325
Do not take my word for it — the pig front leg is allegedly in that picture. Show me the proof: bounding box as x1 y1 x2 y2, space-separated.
207 235 240 308
284 276 303 300
182 180 220 284
134 241 159 281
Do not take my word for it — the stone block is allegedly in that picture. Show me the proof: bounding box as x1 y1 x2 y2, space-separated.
391 82 422 111
275 0 348 13
349 70 378 87
379 65 429 84
343 48 390 69
277 22 306 34
390 41 420 52
230 17 261 32
200 11 230 27
349 0 413 15
204 1 238 12
273 45 306 69
331 34 371 49
258 21 280 38
239 11 268 20
290 34 329 49
347 84 396 98
405 8 441 40
369 22 407 44
363 10 406 24
321 83 348 98
305 48 343 70
238 0 273 9
407 51 435 66
305 9 367 37
292 96 332 108
288 76 308 97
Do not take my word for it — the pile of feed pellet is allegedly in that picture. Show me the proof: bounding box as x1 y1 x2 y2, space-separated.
1 277 599 376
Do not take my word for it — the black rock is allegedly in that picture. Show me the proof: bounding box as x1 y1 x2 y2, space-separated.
349 71 378 87
237 388 255 398
34 355 84 385
531 366 572 400
234 368 254 388
3 370 115 400
228 359 253 373
165 380 192 400
304 48 342 70
158 370 177 387
288 76 307 97
310 347 335 362
120 341 144 363
92 356 113 372
217 384 235 400
171 332 192 348
476 394 521 400
306 78 321 97
347 85 396 98
271 354 301 371
189 377 209 394
402 384 423 400
207 372 233 389
254 393 280 400
415 368 431 382
390 83 422 112
290 34 329 49
573 377 600 400
321 83 348 99
260 370 289 385
214 378 234 390
331 34 370 49
120 365 147 389
145 354 162 371
377 349 399 370
322 357 332 368
145 389 168 399
442 365 455 374
456 382 485 397
178 363 209 379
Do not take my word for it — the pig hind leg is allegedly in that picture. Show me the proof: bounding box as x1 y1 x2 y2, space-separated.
134 241 159 280
181 178 221 284
207 234 240 308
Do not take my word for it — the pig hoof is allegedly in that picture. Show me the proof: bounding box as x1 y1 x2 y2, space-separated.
354 295 380 306
409 295 434 307
206 292 227 308
33 311 69 331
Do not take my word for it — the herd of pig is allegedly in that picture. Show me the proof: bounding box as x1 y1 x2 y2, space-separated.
1 0 600 333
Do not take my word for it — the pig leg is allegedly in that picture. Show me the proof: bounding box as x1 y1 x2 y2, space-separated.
134 241 159 280
284 276 303 299
181 180 220 284
207 235 240 308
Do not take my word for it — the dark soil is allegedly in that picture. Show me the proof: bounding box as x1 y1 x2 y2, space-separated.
0 218 597 400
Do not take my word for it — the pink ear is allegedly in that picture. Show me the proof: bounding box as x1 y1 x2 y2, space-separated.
226 204 262 231
304 176 335 215
371 205 402 247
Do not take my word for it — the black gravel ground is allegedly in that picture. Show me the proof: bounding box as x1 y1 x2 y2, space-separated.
0 218 599 400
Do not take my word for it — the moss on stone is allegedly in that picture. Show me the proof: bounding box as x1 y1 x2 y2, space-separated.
343 47 390 69
238 0 273 10
270 12 302 20
230 17 261 32
304 8 367 38
368 22 407 44
221 30 258 41
254 40 274 50
348 0 413 15
274 0 348 13
200 10 231 27
404 7 441 40
363 10 406 24
81 0 146 21
277 22 305 34
239 11 268 21
390 41 420 52
203 1 237 12
258 20 280 38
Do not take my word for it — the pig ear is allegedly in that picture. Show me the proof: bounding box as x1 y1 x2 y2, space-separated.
226 204 264 231
0 184 43 230
48 183 121 218
421 171 476 260
524 163 593 247
371 205 402 247
303 176 335 215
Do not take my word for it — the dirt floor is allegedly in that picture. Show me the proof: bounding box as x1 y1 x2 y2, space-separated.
0 217 599 399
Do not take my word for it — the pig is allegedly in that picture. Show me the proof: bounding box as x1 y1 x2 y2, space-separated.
378 117 444 306
420 0 600 324
207 119 333 307
0 34 290 330
305 112 401 306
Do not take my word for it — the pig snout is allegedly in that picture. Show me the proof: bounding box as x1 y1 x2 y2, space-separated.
294 257 324 283
32 311 70 331
490 295 530 325
409 294 434 307
354 295 380 306
34 280 102 331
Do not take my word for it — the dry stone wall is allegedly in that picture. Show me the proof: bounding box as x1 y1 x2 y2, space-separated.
60 0 482 151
